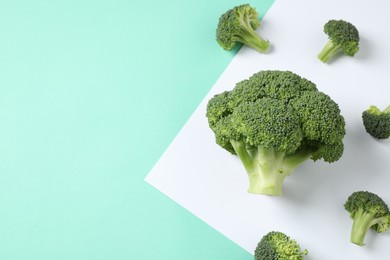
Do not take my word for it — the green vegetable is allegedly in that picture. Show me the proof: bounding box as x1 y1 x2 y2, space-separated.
344 191 390 246
255 231 308 260
362 105 390 139
206 70 346 196
216 4 269 53
317 19 359 63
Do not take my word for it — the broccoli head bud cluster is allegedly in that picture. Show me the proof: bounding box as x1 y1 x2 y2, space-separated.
317 19 359 63
255 231 308 260
216 4 270 53
362 105 390 139
206 70 346 195
344 191 390 246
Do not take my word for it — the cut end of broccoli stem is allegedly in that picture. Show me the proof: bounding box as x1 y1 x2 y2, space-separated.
243 35 270 53
247 170 289 196
351 236 365 246
248 186 282 196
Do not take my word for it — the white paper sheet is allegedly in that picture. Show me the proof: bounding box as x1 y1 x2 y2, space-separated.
145 0 390 258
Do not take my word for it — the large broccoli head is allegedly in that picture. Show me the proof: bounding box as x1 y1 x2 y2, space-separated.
206 70 345 195
344 191 390 246
317 19 359 63
362 105 390 139
254 231 308 260
216 4 269 53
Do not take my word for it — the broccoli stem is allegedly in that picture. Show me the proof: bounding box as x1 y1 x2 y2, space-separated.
350 208 375 246
283 148 313 170
247 165 289 196
235 20 269 53
230 141 310 196
230 140 256 173
317 40 341 63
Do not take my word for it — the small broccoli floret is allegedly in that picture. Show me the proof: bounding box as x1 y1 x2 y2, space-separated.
216 4 270 53
317 19 359 63
206 70 346 196
362 105 390 139
344 191 390 246
255 231 308 260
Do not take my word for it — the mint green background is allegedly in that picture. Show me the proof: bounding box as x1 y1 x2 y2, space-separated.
0 1 274 259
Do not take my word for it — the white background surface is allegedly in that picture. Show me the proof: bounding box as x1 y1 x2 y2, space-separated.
145 0 390 259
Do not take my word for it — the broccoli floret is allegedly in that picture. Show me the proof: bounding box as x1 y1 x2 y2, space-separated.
317 19 359 63
344 191 390 246
206 70 346 196
362 105 390 139
255 231 308 260
216 4 270 53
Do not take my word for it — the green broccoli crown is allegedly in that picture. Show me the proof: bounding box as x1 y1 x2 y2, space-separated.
206 70 345 162
216 4 269 53
255 231 308 260
231 98 303 154
324 19 359 56
290 91 346 162
206 91 237 154
362 105 390 139
344 191 390 219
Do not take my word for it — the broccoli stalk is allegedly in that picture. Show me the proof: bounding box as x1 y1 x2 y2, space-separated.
231 141 311 195
344 191 390 246
317 40 343 64
350 208 390 246
385 105 390 113
317 19 359 63
216 4 269 53
206 71 346 196
231 10 269 53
